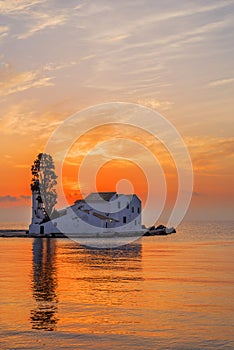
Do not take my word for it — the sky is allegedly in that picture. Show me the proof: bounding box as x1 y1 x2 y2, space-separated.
0 0 233 225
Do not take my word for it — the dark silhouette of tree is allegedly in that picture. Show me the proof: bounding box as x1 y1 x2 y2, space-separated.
31 153 57 219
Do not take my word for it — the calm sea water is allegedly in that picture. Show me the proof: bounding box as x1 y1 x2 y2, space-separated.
0 221 233 350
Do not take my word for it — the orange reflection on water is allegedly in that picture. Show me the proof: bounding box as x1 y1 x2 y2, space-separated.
30 238 58 331
0 239 32 330
0 235 233 349
55 241 144 334
140 238 234 340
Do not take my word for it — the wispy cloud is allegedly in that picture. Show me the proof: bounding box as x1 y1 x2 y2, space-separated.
75 7 233 99
100 33 130 43
43 55 96 72
43 61 79 72
0 64 54 97
207 77 234 87
0 0 46 15
17 13 67 39
0 25 8 34
0 0 70 39
136 98 174 111
150 1 234 23
110 18 232 55
62 123 176 177
0 25 9 43
74 2 112 17
0 97 71 144
186 136 234 174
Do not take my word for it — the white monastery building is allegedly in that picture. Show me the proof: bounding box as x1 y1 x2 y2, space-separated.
29 181 143 237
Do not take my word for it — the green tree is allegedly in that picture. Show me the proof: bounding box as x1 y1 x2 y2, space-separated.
31 153 58 219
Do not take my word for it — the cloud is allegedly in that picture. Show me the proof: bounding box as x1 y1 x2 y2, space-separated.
115 18 231 54
0 195 19 202
149 1 234 23
0 1 69 39
136 98 174 111
0 25 8 32
20 195 31 200
0 64 54 97
42 55 97 72
0 103 61 137
0 99 65 140
0 25 8 34
43 61 79 72
74 2 111 17
100 33 130 43
17 13 67 39
186 137 234 174
1 0 231 104
62 122 176 179
74 5 233 99
0 194 31 207
0 0 46 15
83 0 233 54
0 25 9 43
207 77 234 87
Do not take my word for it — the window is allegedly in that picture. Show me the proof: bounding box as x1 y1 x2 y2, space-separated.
123 216 127 224
132 207 134 213
137 207 140 214
135 220 137 225
118 201 121 209
126 203 129 209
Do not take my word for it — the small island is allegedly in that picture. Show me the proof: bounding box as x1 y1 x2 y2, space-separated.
0 153 176 239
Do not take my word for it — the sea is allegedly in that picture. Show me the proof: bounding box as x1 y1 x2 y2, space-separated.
0 221 233 350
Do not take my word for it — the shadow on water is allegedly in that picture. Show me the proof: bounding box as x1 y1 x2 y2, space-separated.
30 238 58 331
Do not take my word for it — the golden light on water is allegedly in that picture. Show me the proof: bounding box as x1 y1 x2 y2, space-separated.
0 227 233 348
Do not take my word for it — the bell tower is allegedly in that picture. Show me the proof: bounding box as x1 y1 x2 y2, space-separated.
29 180 46 233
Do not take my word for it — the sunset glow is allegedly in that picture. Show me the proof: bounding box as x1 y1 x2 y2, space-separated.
0 1 233 224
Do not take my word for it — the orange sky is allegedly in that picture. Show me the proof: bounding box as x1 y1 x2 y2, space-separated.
0 1 233 224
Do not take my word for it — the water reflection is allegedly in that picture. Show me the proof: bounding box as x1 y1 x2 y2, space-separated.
66 241 142 268
62 241 143 284
59 241 144 309
30 238 58 331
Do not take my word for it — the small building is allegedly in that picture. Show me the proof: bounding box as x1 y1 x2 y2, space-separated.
29 185 142 236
